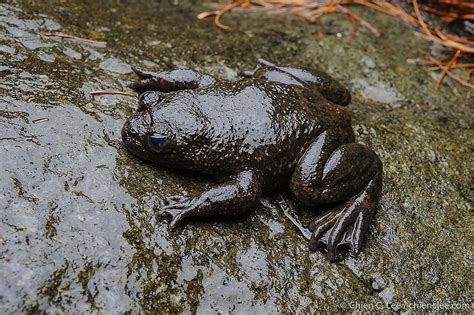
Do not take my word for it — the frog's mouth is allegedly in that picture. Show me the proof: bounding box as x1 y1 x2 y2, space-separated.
121 114 153 160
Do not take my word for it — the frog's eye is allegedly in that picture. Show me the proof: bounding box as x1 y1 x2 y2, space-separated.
146 133 169 153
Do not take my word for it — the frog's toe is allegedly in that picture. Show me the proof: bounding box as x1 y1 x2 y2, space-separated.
325 209 365 262
159 207 187 230
131 66 153 80
309 196 374 262
308 207 350 261
158 196 194 229
163 195 190 205
308 209 340 247
169 211 186 230
347 212 370 256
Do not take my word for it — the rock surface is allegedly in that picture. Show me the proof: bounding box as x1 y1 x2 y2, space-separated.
0 1 472 313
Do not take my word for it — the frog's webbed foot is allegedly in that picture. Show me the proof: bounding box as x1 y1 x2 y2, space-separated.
158 169 263 230
290 130 383 262
159 195 195 229
129 67 216 94
309 173 382 261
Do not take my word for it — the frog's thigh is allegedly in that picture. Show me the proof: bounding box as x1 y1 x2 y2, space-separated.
129 67 216 93
290 132 383 261
290 142 381 204
159 169 263 229
270 63 351 106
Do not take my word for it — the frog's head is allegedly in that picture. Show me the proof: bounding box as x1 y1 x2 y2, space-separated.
122 91 205 168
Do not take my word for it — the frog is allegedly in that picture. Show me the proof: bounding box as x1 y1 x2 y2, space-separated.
122 59 383 262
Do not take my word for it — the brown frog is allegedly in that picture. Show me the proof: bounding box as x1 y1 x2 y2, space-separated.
122 59 383 261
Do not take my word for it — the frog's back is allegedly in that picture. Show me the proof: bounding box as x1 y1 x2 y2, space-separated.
160 79 333 187
196 80 318 150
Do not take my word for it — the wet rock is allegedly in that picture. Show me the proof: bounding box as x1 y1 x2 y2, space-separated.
0 44 16 54
99 57 132 74
0 1 472 314
37 51 55 63
63 47 82 60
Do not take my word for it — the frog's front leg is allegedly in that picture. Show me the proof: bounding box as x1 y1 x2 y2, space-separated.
290 130 383 262
159 169 263 229
129 67 216 94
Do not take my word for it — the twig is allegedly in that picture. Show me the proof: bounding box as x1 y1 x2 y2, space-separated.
32 118 49 124
467 68 474 81
215 1 242 30
412 0 433 39
197 0 474 89
198 1 473 51
42 32 106 45
436 50 461 88
198 1 242 30
346 12 359 42
428 63 474 70
90 90 136 97
421 5 474 22
415 32 474 53
439 32 474 46
429 57 474 89
336 4 380 37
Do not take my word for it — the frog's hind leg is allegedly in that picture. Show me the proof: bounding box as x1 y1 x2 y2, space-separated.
308 171 382 262
256 60 351 106
290 130 383 262
158 169 263 230
129 67 216 94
